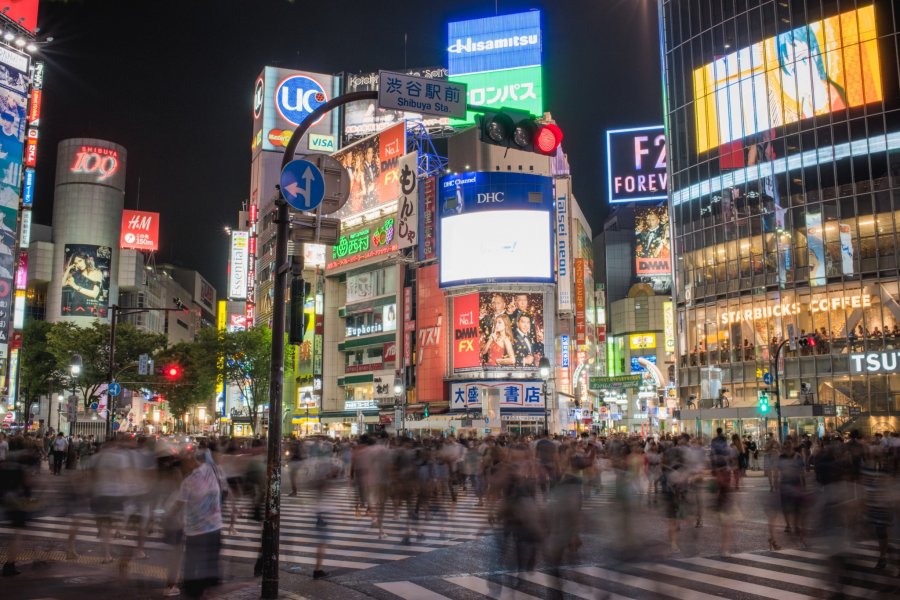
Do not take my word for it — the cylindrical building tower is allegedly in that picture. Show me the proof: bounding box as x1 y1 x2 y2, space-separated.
662 0 900 437
46 138 126 323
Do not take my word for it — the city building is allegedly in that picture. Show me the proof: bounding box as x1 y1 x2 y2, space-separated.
661 0 900 437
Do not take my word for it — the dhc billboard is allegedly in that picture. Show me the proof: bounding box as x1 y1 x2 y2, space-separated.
447 11 542 76
439 172 553 216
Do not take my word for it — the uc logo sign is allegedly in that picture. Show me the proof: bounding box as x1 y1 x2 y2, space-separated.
275 75 328 126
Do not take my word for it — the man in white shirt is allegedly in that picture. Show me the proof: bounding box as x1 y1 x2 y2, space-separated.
51 433 68 475
179 449 223 599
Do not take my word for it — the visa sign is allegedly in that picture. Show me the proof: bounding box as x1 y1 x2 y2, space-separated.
308 133 336 152
275 74 329 126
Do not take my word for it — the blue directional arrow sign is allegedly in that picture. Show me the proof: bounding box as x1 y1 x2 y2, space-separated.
280 159 325 211
107 381 122 397
763 372 773 385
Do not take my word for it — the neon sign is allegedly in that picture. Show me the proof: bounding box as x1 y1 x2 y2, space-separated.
332 218 395 261
69 146 120 181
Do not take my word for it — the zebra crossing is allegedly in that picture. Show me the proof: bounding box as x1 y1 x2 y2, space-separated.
3 482 502 575
367 541 900 599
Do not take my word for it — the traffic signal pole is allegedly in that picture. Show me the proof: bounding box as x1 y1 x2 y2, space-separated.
771 338 789 444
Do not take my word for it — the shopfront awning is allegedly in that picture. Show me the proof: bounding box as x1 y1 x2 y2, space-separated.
405 415 461 430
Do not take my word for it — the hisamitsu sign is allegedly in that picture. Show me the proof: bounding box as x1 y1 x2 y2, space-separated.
378 71 467 119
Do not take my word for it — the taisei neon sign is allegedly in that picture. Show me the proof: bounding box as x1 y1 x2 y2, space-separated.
70 146 120 181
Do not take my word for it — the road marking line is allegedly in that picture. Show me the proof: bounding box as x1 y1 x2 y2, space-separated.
375 581 452 600
573 565 721 600
517 570 635 600
641 563 811 600
446 575 543 600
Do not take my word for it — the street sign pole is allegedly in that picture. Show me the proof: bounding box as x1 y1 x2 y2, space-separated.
261 90 375 600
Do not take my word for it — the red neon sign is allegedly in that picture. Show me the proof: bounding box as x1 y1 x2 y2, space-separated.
24 138 37 167
28 89 41 125
70 146 120 181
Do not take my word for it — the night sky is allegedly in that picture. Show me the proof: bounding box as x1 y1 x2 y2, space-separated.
32 0 662 293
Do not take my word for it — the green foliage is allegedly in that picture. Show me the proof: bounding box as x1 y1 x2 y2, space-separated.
19 320 63 422
221 326 274 433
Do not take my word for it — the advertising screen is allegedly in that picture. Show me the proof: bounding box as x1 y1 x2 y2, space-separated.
332 122 406 220
634 205 671 276
343 68 452 141
120 210 160 251
447 11 543 125
454 291 545 372
0 1 39 35
61 244 111 318
251 67 340 156
606 126 667 204
0 204 15 340
441 211 551 285
693 5 882 153
228 231 249 300
0 46 27 210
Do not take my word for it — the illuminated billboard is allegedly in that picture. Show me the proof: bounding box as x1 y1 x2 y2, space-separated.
439 172 553 286
448 11 543 124
328 214 397 270
453 291 545 373
58 141 126 192
61 244 111 318
251 67 340 156
0 1 39 35
634 205 671 277
120 210 160 251
693 5 882 153
416 264 445 403
606 126 667 204
228 231 249 300
343 68 452 141
332 122 406 220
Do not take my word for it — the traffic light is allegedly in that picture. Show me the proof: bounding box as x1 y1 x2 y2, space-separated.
163 364 182 380
289 277 311 345
757 390 770 414
798 335 816 349
476 108 564 155
424 404 429 418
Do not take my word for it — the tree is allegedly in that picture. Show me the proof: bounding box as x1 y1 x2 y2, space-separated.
221 326 274 434
153 330 220 431
19 320 64 425
46 320 166 410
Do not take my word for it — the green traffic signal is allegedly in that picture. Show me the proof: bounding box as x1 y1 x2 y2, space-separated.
758 390 770 414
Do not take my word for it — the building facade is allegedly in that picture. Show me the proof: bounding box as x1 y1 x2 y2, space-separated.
661 0 900 436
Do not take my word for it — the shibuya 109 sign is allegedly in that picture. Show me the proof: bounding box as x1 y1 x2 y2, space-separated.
70 146 120 181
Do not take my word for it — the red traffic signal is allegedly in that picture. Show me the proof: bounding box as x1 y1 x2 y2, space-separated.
477 108 563 156
535 123 564 155
164 364 182 380
798 335 816 348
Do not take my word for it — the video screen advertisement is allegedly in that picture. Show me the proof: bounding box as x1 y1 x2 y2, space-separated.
343 68 452 142
453 291 545 373
251 67 340 156
693 5 882 154
439 172 553 287
606 126 667 204
447 11 543 124
332 122 406 220
61 244 111 318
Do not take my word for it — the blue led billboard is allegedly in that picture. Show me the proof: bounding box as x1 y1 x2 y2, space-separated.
447 11 542 76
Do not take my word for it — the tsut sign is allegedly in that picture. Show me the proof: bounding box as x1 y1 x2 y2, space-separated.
606 125 667 204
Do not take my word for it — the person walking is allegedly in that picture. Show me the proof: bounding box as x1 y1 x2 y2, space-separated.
178 448 223 599
51 432 68 475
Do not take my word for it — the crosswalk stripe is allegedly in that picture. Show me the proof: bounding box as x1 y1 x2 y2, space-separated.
445 575 542 600
684 557 876 599
735 552 900 588
572 565 723 600
223 536 412 561
375 581 452 600
219 547 376 569
516 570 634 600
644 563 812 600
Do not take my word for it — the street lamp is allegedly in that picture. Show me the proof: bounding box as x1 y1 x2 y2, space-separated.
393 375 405 436
65 354 82 436
539 357 551 435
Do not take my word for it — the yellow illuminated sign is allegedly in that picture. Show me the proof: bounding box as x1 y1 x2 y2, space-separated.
629 333 656 350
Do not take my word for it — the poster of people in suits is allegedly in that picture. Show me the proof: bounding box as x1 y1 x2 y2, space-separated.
476 292 544 370
61 244 111 318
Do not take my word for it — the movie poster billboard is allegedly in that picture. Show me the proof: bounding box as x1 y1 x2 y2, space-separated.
806 212 826 286
454 291 545 372
61 244 111 318
333 122 406 219
343 68 452 142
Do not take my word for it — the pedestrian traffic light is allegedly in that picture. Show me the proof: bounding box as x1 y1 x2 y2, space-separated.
798 335 816 348
476 108 563 155
757 390 770 414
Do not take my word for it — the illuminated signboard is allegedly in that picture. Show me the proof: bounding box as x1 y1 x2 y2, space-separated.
606 126 667 204
12 289 24 329
719 292 871 325
18 209 30 249
630 355 657 374
24 137 36 167
0 1 39 34
448 11 543 125
251 66 340 156
14 253 26 289
663 301 675 353
327 216 396 270
27 88 40 126
635 205 671 277
120 210 160 251
68 145 120 182
629 333 657 350
333 122 407 220
228 231 249 300
450 380 545 409
22 168 34 206
693 5 882 154
439 172 553 286
851 352 900 375
560 334 570 368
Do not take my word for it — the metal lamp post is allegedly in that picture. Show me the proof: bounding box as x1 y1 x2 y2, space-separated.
539 357 551 435
393 375 405 437
68 354 82 436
